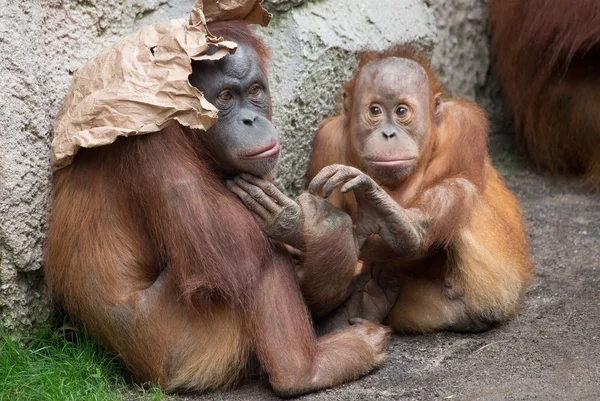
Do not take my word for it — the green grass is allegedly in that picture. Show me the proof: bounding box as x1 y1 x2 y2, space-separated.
0 330 167 401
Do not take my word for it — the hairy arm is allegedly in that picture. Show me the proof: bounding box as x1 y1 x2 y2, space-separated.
409 100 488 248
134 127 266 307
295 192 359 317
306 116 350 211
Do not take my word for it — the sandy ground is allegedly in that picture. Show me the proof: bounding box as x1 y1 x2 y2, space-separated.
182 149 600 401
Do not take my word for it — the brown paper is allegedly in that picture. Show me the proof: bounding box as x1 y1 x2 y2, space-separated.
203 0 272 26
51 0 272 171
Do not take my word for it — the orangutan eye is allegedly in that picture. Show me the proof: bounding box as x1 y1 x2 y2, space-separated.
249 84 262 95
396 106 409 117
218 90 233 103
369 105 382 115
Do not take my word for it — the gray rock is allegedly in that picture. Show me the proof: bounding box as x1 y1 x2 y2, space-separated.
264 0 312 12
426 0 507 131
0 0 496 335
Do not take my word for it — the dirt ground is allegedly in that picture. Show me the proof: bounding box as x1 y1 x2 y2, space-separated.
184 144 600 401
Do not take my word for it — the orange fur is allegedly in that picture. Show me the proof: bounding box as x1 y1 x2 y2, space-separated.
307 48 532 333
489 0 600 188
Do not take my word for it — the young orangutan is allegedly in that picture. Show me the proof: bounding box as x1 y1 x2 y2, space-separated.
231 46 533 333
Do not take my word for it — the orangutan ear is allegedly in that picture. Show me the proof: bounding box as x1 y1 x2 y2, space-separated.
434 93 443 124
342 91 350 115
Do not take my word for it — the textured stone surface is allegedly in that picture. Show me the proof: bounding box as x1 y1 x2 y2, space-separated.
1 0 498 335
427 0 506 131
264 0 311 12
429 0 490 102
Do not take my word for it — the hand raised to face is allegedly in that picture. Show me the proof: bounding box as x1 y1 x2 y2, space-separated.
227 174 304 249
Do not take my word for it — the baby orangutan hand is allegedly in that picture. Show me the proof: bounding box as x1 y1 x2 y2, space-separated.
227 174 303 249
309 164 423 257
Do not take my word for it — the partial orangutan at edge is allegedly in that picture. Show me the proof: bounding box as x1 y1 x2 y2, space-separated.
46 22 390 396
489 0 600 189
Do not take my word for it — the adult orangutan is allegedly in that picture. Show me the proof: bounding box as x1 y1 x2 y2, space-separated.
45 22 389 396
489 0 600 189
231 47 532 334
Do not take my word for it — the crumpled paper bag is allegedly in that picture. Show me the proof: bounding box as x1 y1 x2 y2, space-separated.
51 0 272 171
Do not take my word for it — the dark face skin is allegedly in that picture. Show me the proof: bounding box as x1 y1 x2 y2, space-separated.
349 57 441 185
189 44 279 177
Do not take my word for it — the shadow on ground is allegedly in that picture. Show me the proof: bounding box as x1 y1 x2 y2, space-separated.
184 143 600 401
